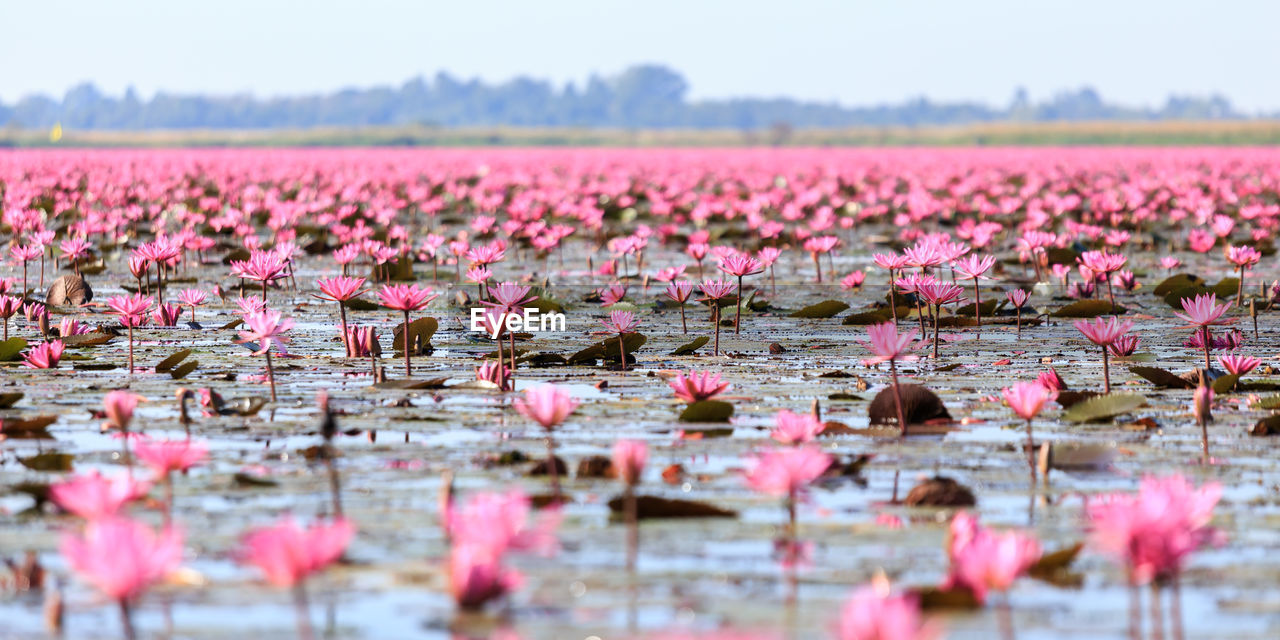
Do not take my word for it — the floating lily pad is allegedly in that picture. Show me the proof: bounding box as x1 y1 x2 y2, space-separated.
170 360 199 380
841 309 895 325
343 298 380 311
788 300 849 319
671 336 709 355
60 332 114 347
606 495 736 520
1062 393 1147 423
19 452 74 472
391 317 438 354
1153 273 1204 296
1052 299 1125 317
0 338 28 361
913 585 982 611
156 349 192 373
1129 366 1193 389
1212 374 1240 394
678 399 734 423
868 384 951 427
0 392 23 408
568 332 646 365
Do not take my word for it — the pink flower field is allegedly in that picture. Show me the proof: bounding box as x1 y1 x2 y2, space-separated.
1 146 1278 638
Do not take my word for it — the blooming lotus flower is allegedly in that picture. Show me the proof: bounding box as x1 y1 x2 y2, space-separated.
446 489 560 558
668 370 730 403
835 582 941 640
1108 334 1141 357
1036 368 1066 392
134 437 208 476
21 339 63 369
378 284 438 377
450 543 522 610
1174 293 1234 369
1003 380 1056 486
770 409 825 445
50 471 151 520
1226 245 1263 305
1218 353 1261 376
1087 474 1223 585
475 360 511 390
513 383 579 429
840 271 866 290
1074 316 1134 393
237 309 293 402
743 445 832 497
946 512 1041 603
665 281 694 333
61 517 183 610
238 517 355 587
612 439 648 486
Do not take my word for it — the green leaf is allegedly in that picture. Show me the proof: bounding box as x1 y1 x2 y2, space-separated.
605 495 736 520
1153 273 1204 296
789 300 849 319
1212 278 1240 298
61 332 114 347
1212 374 1240 394
155 349 191 373
391 317 438 353
19 452 74 472
568 332 647 364
841 309 894 325
671 336 709 355
678 399 734 423
170 360 199 380
0 338 28 361
954 299 999 318
1163 286 1215 309
1052 299 1125 317
343 297 379 311
1062 393 1147 423
1252 395 1280 410
1129 366 1193 389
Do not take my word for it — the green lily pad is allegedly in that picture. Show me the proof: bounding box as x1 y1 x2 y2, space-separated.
1129 366 1193 389
1153 273 1205 296
343 297 379 311
568 332 647 365
155 348 192 373
788 300 849 319
1212 374 1240 394
1052 299 1125 317
671 336 709 355
391 317 438 353
19 452 74 472
1252 395 1280 410
0 338 28 361
170 359 199 380
60 332 114 347
1062 393 1147 423
678 399 734 423
841 309 894 325
0 392 24 408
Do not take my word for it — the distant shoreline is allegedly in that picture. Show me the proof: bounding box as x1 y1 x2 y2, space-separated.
5 120 1280 148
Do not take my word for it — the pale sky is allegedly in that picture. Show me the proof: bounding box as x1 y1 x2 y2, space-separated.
2 0 1278 111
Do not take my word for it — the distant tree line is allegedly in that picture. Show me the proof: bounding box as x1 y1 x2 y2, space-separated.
0 64 1247 131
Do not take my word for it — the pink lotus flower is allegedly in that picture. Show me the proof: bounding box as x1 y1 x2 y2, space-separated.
665 281 694 333
835 582 940 640
450 543 523 610
860 322 920 366
134 437 208 475
61 516 183 601
50 471 151 520
840 270 866 290
1107 334 1141 357
237 309 293 355
1218 353 1261 376
475 360 511 390
239 517 355 587
102 390 143 432
377 283 437 311
21 339 63 369
1159 256 1183 271
1036 368 1066 392
743 445 832 497
770 409 825 445
1002 381 1054 421
314 276 367 303
513 383 579 429
1087 474 1222 585
602 309 640 334
946 512 1042 603
151 302 182 326
668 370 730 403
612 439 648 485
446 489 560 557
1174 293 1234 369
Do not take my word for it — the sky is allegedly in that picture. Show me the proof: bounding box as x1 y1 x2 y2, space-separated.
3 0 1278 112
